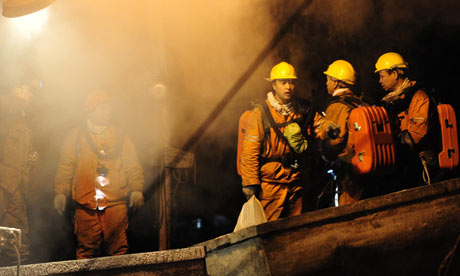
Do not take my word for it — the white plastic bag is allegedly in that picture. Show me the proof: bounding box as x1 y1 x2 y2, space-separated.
233 195 267 232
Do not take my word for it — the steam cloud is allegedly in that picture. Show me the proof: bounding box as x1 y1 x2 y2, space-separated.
0 0 279 261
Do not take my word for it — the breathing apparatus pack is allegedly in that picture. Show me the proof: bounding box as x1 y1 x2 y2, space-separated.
325 95 396 175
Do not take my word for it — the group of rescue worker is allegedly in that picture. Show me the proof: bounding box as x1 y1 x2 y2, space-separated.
1 89 145 264
0 51 444 266
240 52 439 222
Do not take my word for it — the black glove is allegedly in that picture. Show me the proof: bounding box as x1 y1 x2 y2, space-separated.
399 130 415 152
242 185 260 200
326 122 341 139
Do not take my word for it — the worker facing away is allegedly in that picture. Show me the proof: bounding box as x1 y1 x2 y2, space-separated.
315 60 369 205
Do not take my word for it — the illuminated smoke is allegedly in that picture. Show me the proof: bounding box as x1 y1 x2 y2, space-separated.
0 0 278 260
0 0 278 171
7 8 50 40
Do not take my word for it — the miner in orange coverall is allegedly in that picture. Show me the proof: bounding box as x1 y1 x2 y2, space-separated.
314 60 368 205
375 52 433 186
240 62 312 221
54 90 145 259
0 84 38 266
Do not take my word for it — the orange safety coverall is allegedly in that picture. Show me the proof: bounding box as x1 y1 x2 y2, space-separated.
55 126 144 259
0 95 32 259
241 99 303 221
396 89 429 144
315 89 364 205
382 83 431 188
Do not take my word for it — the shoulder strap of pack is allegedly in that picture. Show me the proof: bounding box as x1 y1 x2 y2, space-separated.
253 103 271 133
328 95 364 110
259 101 298 153
81 125 125 159
420 88 442 152
426 88 440 106
252 103 271 158
255 98 312 129
400 84 419 112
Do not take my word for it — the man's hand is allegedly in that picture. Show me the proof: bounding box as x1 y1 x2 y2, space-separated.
242 185 260 200
325 122 341 139
54 194 66 215
129 191 144 211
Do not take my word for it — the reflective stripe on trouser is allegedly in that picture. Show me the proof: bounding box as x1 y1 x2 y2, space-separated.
259 181 303 222
74 204 128 259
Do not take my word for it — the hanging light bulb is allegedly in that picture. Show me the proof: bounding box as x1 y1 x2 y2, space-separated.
8 7 49 39
2 0 55 18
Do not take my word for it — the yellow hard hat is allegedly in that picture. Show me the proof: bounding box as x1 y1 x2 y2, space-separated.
375 52 408 73
266 62 297 81
323 60 356 85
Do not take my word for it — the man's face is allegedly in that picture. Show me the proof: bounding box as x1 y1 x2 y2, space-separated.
378 70 398 92
326 76 337 95
272 79 295 104
89 103 112 126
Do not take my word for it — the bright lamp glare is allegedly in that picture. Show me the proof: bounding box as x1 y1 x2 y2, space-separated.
9 8 49 39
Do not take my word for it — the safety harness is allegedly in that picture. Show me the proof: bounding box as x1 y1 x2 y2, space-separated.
319 95 366 163
256 98 313 169
76 125 126 176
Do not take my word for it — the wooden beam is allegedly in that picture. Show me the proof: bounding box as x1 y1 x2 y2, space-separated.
159 167 171 250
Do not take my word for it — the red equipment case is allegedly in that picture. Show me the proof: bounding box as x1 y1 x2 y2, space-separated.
236 110 252 176
437 104 459 170
348 106 395 175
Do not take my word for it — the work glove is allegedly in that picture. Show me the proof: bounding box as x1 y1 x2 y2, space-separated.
325 122 341 140
242 185 260 200
129 191 144 211
399 130 415 152
283 122 308 154
54 194 66 215
313 112 326 138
